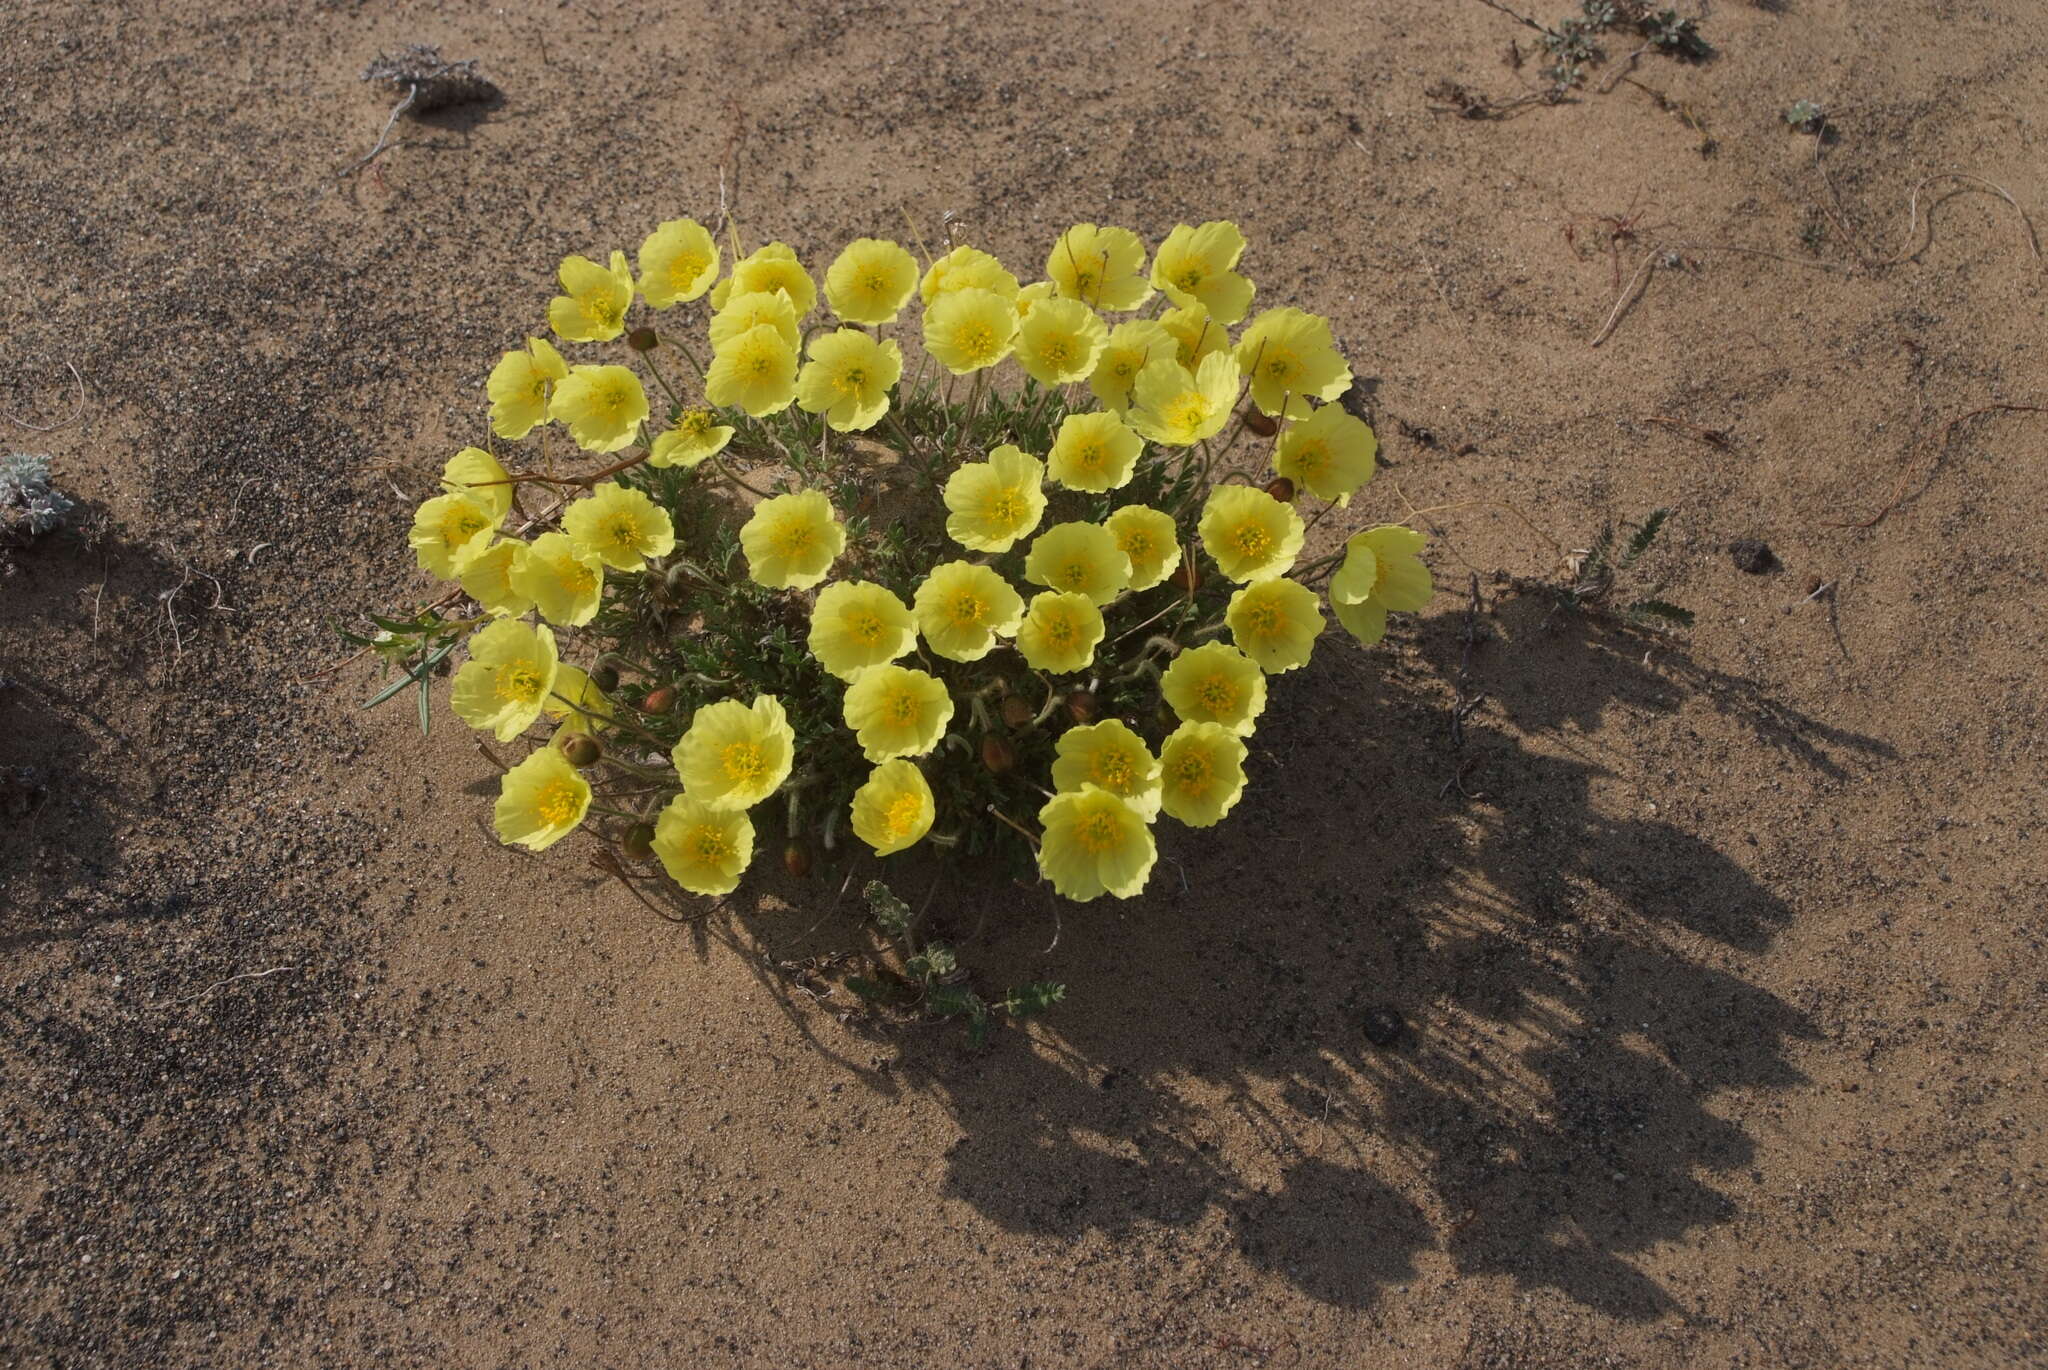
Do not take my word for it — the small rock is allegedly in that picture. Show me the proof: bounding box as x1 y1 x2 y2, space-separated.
1362 1005 1408 1049
1728 539 1778 574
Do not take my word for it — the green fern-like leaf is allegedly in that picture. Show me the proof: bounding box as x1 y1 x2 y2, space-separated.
1628 598 1695 628
864 880 913 938
1622 508 1671 566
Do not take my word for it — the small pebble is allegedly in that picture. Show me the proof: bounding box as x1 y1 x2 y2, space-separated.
1729 539 1778 574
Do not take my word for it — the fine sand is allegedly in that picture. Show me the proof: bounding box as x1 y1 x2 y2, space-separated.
3 1 2045 1365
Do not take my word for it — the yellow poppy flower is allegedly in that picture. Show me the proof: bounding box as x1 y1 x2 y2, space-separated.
1160 641 1267 736
1015 297 1108 387
850 759 935 856
549 365 650 454
1024 521 1131 606
923 287 1018 375
548 250 635 342
637 217 720 308
704 323 800 418
542 663 611 736
796 329 903 432
739 489 844 590
1046 224 1152 311
492 746 591 851
808 580 917 681
1274 403 1378 506
1198 485 1303 582
919 245 1020 304
652 793 755 897
486 337 568 439
561 481 676 573
710 241 816 317
440 446 512 522
1158 721 1249 828
672 694 796 810
1159 305 1230 370
1014 280 1056 319
1127 352 1241 448
1036 786 1156 902
825 237 919 325
1052 719 1162 820
1089 319 1176 412
1104 504 1182 591
942 444 1046 553
1150 221 1255 325
1046 411 1142 493
509 531 605 626
1226 577 1324 674
709 289 802 353
843 664 954 761
648 406 735 469
1015 590 1104 675
409 492 498 580
1329 525 1434 646
1235 307 1353 419
457 539 533 617
912 561 1025 662
450 618 559 742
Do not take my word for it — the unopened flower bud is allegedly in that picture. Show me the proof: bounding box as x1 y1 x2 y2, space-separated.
622 824 656 861
626 326 659 353
783 842 812 878
1264 475 1296 504
664 562 696 597
589 665 620 694
562 735 602 768
981 735 1017 774
641 685 678 715
1065 689 1098 725
1000 694 1035 730
1242 407 1279 437
1170 558 1202 595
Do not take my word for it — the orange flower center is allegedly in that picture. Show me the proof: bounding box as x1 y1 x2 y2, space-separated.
884 689 922 726
534 777 583 827
883 792 924 839
1194 674 1238 714
1074 809 1121 853
495 662 545 705
1090 751 1135 791
721 740 769 786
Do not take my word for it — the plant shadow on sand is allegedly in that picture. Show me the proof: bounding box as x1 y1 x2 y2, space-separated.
673 591 1891 1318
0 516 185 939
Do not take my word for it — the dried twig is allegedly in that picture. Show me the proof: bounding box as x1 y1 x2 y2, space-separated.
338 85 417 180
162 966 300 1007
3 361 87 432
1823 403 2048 530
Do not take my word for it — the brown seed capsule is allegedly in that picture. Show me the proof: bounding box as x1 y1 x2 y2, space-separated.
1000 694 1035 730
783 843 813 878
1264 475 1296 504
562 735 602 768
641 685 678 715
1065 689 1098 725
626 326 659 352
622 824 656 861
981 735 1017 774
1242 407 1279 437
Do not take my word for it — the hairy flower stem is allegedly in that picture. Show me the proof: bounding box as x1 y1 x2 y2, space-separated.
713 454 775 499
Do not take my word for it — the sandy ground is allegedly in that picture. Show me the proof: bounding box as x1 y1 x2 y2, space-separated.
3 0 2046 1365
